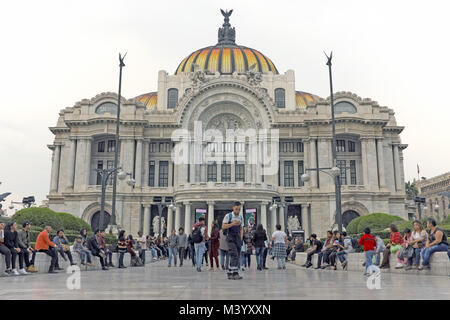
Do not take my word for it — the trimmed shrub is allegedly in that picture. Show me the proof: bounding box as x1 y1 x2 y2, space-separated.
53 211 91 232
11 207 91 233
12 207 63 230
346 213 405 235
443 215 450 225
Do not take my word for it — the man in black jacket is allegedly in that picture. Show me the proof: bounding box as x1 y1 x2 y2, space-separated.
87 229 108 270
4 221 26 275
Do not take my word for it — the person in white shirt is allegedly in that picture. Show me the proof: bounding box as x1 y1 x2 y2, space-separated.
270 224 288 269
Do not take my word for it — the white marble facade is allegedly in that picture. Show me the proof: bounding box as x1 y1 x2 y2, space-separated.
46 13 408 237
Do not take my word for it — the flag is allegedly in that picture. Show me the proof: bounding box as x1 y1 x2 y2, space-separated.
417 164 420 175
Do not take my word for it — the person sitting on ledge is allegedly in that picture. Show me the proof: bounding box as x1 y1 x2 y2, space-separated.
87 229 108 271
0 222 14 275
79 228 95 267
98 229 114 268
335 231 354 269
317 230 334 269
301 234 323 269
380 224 403 269
18 220 38 273
53 229 76 266
418 218 449 271
35 226 63 273
405 220 427 270
4 221 25 275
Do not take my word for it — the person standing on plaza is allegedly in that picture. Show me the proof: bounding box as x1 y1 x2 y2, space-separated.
191 216 209 272
187 233 196 267
222 201 244 280
253 224 267 271
117 230 128 268
17 221 38 273
218 227 229 270
168 229 179 267
137 231 147 265
177 227 188 267
358 227 377 276
270 224 288 269
208 223 220 271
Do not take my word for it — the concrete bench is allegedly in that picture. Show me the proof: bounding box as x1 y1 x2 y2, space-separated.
0 250 155 275
290 251 450 276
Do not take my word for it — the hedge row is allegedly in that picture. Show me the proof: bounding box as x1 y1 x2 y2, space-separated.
346 213 405 234
11 207 91 232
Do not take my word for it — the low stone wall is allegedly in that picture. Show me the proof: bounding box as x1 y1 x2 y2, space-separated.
0 250 154 275
290 251 449 276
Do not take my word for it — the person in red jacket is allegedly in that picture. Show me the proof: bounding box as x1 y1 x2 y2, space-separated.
208 223 220 271
359 227 377 276
35 226 61 273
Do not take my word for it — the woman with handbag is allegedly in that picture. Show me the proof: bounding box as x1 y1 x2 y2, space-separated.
396 228 413 269
53 229 76 266
380 224 403 269
405 221 427 270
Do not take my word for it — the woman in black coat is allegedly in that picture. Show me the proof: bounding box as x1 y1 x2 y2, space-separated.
252 224 268 271
4 221 23 275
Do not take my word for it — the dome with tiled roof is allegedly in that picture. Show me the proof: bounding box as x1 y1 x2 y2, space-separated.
175 9 278 75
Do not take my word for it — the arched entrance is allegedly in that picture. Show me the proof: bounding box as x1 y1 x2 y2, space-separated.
342 210 360 227
90 211 111 231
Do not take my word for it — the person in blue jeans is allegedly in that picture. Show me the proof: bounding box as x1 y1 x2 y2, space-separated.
358 227 377 275
419 218 449 270
191 216 208 272
252 224 267 271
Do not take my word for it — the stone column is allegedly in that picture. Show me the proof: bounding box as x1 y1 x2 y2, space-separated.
184 202 191 232
135 139 143 188
84 138 92 187
393 144 402 192
366 139 379 190
207 201 215 229
174 204 181 232
167 205 173 234
360 138 369 187
260 202 267 231
279 205 285 232
50 145 61 193
376 139 386 189
318 138 332 188
270 205 277 233
143 140 149 187
74 138 85 191
309 139 318 188
143 205 151 236
66 138 76 191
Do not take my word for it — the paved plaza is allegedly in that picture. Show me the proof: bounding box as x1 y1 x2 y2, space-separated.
0 258 449 300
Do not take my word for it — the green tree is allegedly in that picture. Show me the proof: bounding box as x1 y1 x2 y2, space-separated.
405 181 418 200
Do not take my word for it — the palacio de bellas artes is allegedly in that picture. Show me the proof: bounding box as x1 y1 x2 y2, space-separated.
46 10 407 239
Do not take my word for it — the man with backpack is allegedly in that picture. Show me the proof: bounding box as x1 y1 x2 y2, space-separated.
191 216 209 272
222 201 244 280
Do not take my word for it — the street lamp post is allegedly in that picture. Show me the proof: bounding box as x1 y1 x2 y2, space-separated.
95 167 135 231
324 51 343 233
110 53 126 234
413 196 426 220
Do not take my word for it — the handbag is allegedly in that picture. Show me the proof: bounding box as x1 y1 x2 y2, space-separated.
62 244 70 252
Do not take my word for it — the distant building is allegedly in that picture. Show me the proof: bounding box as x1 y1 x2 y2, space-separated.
415 172 450 221
46 11 408 237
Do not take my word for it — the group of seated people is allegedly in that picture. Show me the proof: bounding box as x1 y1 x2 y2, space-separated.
0 219 178 275
300 218 449 274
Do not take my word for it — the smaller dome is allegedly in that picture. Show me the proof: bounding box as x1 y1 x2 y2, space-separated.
135 92 157 109
296 91 321 108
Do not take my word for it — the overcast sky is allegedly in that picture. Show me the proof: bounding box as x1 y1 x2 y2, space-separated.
1 0 449 209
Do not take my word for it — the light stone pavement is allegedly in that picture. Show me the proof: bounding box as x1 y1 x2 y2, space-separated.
0 257 449 300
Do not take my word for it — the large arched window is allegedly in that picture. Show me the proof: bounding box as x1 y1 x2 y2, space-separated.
274 88 285 108
335 101 357 114
95 102 117 115
167 88 178 109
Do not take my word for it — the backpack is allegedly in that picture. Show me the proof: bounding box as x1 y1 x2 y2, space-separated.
351 237 359 249
222 213 234 236
192 225 203 243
